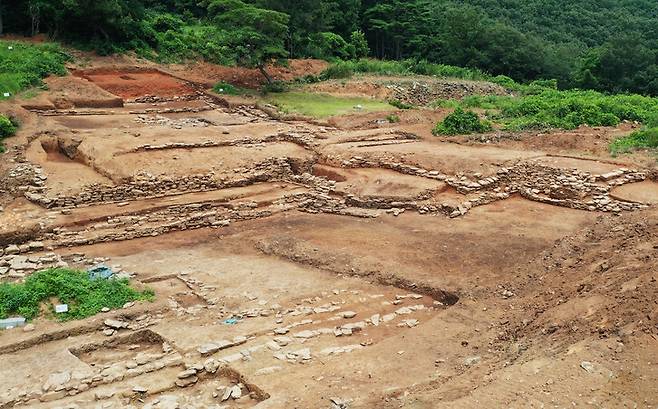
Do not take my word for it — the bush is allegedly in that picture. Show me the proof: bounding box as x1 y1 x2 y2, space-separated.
320 63 354 80
433 108 493 135
0 114 17 153
386 114 401 123
388 99 413 109
0 268 154 321
0 115 17 138
610 127 658 155
261 80 289 93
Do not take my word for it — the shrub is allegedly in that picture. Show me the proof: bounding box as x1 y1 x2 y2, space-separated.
0 268 154 321
0 114 17 153
0 115 17 138
388 99 413 109
320 63 354 80
386 114 401 123
433 108 493 135
610 127 658 155
261 80 289 93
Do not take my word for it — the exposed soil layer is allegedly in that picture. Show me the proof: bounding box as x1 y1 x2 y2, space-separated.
167 59 329 88
72 68 197 99
1 62 657 409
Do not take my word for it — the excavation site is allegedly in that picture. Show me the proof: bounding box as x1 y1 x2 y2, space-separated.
1 55 657 409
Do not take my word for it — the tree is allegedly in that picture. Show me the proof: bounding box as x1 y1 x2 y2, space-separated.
208 0 289 83
349 30 369 59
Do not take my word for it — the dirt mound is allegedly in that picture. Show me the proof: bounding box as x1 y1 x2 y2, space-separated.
47 75 124 108
167 59 329 88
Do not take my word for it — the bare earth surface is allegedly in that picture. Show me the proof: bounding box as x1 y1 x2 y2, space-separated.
0 61 657 409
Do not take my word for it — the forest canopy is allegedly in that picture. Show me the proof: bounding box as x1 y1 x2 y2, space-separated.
2 0 657 94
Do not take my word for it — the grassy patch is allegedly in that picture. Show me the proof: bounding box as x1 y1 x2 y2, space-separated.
0 40 70 100
0 268 154 322
267 92 393 118
321 59 492 82
437 90 658 132
610 128 658 156
212 82 247 96
433 107 492 135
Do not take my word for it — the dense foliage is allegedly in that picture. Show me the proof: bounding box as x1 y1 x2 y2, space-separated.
437 88 658 132
610 128 658 156
433 107 492 135
0 268 154 321
0 40 69 99
3 1 657 94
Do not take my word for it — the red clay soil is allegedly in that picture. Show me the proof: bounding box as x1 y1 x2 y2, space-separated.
167 59 329 88
72 68 196 99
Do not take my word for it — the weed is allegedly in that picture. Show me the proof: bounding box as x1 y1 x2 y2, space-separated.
610 127 658 156
388 99 413 109
0 41 69 100
386 114 401 123
439 90 658 132
0 268 154 321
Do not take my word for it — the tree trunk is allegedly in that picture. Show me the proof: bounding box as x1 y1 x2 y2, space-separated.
29 2 40 36
258 65 273 85
0 0 4 36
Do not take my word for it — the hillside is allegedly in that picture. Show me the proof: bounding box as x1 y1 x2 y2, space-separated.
2 0 658 94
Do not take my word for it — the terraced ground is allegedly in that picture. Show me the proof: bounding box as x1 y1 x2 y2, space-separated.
0 60 656 409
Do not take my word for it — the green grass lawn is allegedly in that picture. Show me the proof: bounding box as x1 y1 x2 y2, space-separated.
267 92 394 118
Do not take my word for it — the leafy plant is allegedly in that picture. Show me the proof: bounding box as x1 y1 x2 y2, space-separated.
440 90 658 131
386 114 401 123
0 268 154 321
610 128 658 156
433 107 492 135
0 41 69 100
388 99 413 109
0 114 18 153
